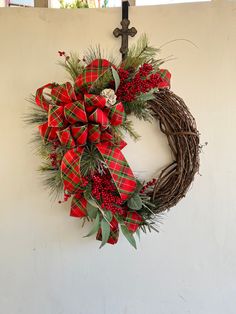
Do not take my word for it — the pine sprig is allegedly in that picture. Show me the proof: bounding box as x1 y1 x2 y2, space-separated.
24 97 48 125
39 162 64 197
111 119 141 142
123 100 154 122
84 45 118 66
80 145 105 177
123 34 160 70
58 52 84 81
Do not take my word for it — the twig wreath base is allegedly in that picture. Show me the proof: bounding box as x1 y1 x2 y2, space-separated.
26 36 200 248
149 90 200 213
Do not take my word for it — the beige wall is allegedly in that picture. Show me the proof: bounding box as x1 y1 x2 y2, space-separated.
0 2 236 313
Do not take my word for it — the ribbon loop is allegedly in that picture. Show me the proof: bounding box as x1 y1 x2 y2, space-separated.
64 101 87 124
35 83 56 111
88 108 109 130
71 125 88 146
48 105 65 128
75 59 112 93
57 127 76 149
51 82 76 103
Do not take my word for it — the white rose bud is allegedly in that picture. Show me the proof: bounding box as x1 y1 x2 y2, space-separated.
100 88 117 107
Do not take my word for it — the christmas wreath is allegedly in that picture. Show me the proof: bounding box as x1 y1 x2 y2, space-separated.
26 36 200 248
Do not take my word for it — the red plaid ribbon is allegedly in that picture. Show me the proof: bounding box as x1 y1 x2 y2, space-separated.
158 69 171 89
96 143 137 201
35 59 137 206
125 211 143 232
70 193 87 218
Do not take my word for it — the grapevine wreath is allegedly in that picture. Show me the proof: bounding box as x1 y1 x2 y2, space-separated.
27 36 200 248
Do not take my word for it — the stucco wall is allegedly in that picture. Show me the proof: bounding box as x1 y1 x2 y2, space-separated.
0 2 236 313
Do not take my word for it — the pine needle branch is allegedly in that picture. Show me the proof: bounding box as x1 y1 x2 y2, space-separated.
123 34 161 70
24 97 48 125
58 52 84 81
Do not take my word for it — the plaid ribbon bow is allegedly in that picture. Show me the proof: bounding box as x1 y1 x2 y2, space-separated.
35 59 137 207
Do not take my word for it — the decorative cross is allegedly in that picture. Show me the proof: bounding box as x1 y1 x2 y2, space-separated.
113 1 137 61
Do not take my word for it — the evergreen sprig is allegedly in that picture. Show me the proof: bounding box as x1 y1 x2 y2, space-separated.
123 34 160 70
58 52 84 81
80 145 105 177
39 163 64 198
24 97 48 125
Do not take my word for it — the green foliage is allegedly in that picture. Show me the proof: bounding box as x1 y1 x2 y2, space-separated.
123 34 160 70
39 163 64 198
86 199 99 219
24 98 48 125
122 119 141 141
127 194 142 210
58 52 84 81
111 66 120 91
60 0 89 8
123 100 154 122
80 145 104 177
100 218 111 248
121 224 137 249
84 212 101 237
84 45 117 66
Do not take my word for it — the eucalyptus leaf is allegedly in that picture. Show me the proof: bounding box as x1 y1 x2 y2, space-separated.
84 213 100 238
100 219 111 248
121 225 137 249
86 199 99 219
127 194 142 210
104 210 113 222
135 180 143 193
111 66 120 91
83 184 92 200
136 228 141 241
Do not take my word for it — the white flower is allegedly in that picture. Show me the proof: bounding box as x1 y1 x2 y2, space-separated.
100 88 117 107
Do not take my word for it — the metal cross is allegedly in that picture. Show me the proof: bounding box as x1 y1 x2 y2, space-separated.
113 1 137 61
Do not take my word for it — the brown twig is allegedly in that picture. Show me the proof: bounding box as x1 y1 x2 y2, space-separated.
148 90 200 213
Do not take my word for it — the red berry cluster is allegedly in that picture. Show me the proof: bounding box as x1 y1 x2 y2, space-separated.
49 153 58 168
140 178 157 194
116 63 163 103
49 142 61 168
91 172 124 215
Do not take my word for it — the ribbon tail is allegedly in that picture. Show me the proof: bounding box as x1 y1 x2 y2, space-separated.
70 193 88 218
96 142 137 201
61 147 85 194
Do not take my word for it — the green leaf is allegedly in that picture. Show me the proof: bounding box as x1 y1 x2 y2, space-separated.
121 225 137 249
84 213 100 238
127 194 142 210
111 66 120 91
135 180 143 193
114 214 124 224
104 210 113 222
99 219 111 248
86 199 99 219
137 88 158 102
83 183 92 200
136 228 141 241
